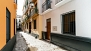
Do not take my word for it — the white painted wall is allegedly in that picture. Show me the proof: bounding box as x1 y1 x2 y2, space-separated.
38 0 91 38
16 18 21 28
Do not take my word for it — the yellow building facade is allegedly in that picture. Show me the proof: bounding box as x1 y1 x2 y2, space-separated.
22 0 42 39
0 0 17 49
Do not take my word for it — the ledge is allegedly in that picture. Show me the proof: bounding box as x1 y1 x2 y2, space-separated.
54 0 72 9
40 9 52 15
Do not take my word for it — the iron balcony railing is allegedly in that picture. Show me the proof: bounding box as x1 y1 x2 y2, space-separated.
55 0 63 4
23 0 29 14
28 10 31 18
28 7 38 18
42 0 51 13
31 7 38 16
25 15 28 21
24 5 28 14
23 7 38 22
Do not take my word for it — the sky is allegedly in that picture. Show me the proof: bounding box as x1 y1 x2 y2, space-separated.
17 0 24 16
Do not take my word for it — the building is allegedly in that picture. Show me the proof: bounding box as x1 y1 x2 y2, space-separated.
38 0 91 51
0 0 17 49
22 0 42 39
16 15 22 30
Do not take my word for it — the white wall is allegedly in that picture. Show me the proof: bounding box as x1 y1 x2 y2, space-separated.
16 18 21 28
39 0 91 38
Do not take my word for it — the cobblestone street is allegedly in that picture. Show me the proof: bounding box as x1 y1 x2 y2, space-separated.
13 32 28 51
12 31 67 51
19 31 67 51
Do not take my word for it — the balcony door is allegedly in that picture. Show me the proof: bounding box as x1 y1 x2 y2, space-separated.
6 8 11 43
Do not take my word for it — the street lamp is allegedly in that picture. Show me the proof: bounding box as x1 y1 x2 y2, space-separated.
29 2 35 9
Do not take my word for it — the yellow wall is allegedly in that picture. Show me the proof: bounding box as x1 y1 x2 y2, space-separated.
0 0 17 49
31 15 42 39
38 15 42 39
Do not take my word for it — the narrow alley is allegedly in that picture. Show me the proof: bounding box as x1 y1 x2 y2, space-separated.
1 0 91 51
13 32 28 51
13 31 67 51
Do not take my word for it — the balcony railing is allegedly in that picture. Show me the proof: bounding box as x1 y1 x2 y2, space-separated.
23 7 38 22
24 5 29 14
31 7 38 16
42 0 51 13
28 7 38 18
55 0 63 5
23 0 29 14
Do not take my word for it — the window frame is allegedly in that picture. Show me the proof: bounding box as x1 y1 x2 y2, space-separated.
62 10 76 35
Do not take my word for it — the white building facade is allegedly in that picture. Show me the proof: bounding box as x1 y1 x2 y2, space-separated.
37 0 91 51
38 0 91 38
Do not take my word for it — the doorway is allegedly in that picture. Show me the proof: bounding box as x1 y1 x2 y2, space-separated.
46 18 51 40
14 19 15 35
29 22 31 33
6 8 11 43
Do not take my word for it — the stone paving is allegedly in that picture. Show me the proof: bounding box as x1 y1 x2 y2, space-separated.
19 31 67 51
13 32 28 51
12 31 67 51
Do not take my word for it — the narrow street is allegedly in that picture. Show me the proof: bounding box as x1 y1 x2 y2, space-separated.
13 31 67 51
13 32 28 51
1 0 91 51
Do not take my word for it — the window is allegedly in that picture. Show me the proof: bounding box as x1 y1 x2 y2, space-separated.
34 20 36 29
6 8 11 43
62 11 75 35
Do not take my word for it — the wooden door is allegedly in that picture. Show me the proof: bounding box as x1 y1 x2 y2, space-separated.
6 8 11 43
46 18 51 40
29 22 31 33
14 19 15 35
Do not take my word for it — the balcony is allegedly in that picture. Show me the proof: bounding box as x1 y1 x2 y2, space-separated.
23 5 29 15
55 0 72 9
31 7 38 16
23 0 29 15
55 0 62 5
41 0 52 15
22 7 38 23
25 15 28 21
28 7 38 18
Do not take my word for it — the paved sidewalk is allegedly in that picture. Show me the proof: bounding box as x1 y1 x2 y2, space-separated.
13 32 28 51
20 31 67 51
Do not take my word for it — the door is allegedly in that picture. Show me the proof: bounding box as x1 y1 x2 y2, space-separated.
46 18 51 40
14 19 15 35
29 22 31 33
6 8 11 43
